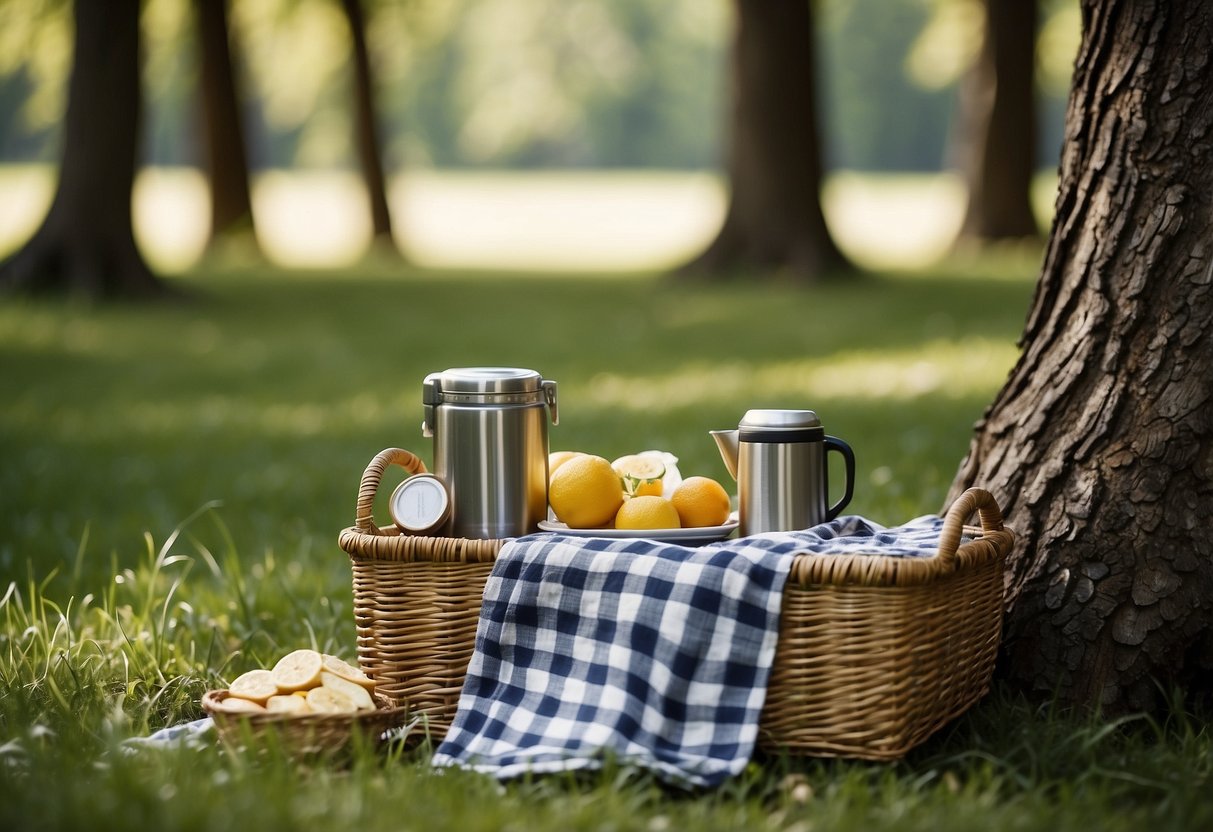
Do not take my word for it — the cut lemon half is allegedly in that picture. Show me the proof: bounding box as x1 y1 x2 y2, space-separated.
612 454 666 498
266 694 311 714
306 686 358 714
321 654 376 690
271 648 324 692
228 669 279 703
320 671 376 711
212 695 268 714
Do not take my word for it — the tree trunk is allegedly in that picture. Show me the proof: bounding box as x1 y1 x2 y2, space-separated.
954 0 1041 245
948 0 1213 712
195 0 258 249
680 0 849 282
340 0 397 250
0 0 161 298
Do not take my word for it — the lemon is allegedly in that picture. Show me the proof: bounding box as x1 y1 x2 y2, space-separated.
548 454 624 528
612 454 665 498
615 495 681 530
548 450 585 478
671 476 731 528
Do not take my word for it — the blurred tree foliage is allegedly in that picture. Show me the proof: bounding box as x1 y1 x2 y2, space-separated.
0 0 1079 173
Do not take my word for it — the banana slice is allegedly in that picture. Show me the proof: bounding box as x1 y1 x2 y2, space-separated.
270 648 324 692
306 686 358 714
212 695 268 714
266 694 311 715
321 654 376 690
228 669 278 703
320 671 376 711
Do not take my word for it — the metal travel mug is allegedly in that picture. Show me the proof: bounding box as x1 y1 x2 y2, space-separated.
421 367 558 538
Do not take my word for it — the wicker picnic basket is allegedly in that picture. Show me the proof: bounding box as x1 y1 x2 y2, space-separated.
201 690 410 758
338 448 1012 761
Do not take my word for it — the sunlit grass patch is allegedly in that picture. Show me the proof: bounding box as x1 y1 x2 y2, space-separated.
580 338 1018 413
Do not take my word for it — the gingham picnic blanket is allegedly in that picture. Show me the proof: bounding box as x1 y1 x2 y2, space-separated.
432 514 952 786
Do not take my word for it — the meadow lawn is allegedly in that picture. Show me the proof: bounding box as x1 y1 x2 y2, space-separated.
1 171 1209 830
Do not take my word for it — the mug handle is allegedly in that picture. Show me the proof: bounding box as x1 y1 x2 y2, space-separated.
824 436 855 520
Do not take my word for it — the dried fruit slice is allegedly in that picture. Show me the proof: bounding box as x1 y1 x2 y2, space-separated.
211 695 268 714
266 694 311 715
321 654 376 690
306 686 358 714
320 671 376 711
228 669 278 703
270 648 324 692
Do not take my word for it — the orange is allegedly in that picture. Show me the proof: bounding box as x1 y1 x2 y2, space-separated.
671 476 731 528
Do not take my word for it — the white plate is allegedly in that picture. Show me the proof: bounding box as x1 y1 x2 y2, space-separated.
536 519 739 545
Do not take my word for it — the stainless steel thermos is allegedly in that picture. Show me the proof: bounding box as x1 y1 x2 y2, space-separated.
422 367 558 538
712 409 854 536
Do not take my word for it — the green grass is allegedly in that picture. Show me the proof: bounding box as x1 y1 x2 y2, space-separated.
2 257 1210 830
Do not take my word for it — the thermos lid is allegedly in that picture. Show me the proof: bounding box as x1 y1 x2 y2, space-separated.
740 409 821 429
421 367 558 438
388 474 450 534
739 409 824 443
430 367 543 394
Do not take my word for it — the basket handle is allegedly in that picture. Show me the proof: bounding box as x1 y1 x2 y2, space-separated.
354 447 428 535
937 487 1005 568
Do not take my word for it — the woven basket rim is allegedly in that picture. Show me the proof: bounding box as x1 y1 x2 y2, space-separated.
339 486 1012 588
339 527 1011 585
202 689 408 726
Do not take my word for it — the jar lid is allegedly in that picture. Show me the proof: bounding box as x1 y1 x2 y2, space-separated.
739 409 821 430
430 367 542 395
388 474 450 534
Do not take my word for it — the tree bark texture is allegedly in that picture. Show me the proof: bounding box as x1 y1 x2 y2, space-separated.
681 0 849 282
955 0 1041 243
0 0 161 298
340 0 396 247
195 0 258 246
948 0 1213 712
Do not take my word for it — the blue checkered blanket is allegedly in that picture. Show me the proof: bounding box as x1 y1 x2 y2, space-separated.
432 515 951 786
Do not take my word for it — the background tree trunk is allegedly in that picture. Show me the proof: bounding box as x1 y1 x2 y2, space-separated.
948 0 1213 712
0 0 161 298
195 0 258 251
954 0 1041 245
340 0 397 251
680 0 849 282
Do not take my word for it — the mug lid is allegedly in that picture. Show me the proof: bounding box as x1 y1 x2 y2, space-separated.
431 367 543 394
388 474 450 533
740 409 821 430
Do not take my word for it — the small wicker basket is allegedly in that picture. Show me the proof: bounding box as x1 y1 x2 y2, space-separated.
338 448 1012 760
201 690 410 758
